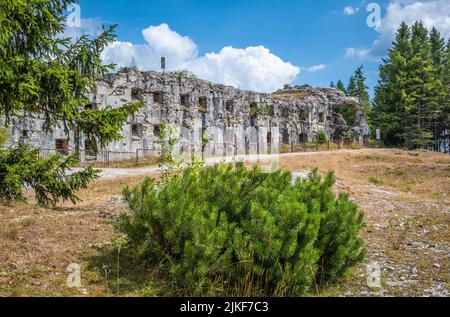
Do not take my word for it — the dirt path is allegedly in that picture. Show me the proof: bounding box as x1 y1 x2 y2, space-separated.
78 149 382 179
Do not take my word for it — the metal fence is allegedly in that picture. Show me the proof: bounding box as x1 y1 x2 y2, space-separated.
39 139 376 168
39 148 159 167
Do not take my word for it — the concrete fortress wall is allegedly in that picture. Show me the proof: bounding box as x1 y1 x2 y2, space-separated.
6 68 371 161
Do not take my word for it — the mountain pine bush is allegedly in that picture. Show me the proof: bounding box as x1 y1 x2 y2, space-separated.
118 163 365 296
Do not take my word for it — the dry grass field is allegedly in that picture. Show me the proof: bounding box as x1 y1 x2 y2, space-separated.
0 149 448 297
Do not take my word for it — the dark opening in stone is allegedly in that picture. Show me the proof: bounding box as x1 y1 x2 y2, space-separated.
181 94 190 107
55 139 69 155
153 92 163 104
132 123 143 139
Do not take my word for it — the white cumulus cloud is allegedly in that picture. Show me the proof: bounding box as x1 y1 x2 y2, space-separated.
101 23 198 71
100 23 300 93
183 46 300 92
142 23 198 69
346 0 450 59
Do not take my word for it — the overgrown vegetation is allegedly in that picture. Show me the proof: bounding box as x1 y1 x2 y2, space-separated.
0 144 99 207
169 70 197 81
317 130 328 145
334 105 357 127
331 66 371 129
250 104 273 117
117 164 366 296
0 120 7 147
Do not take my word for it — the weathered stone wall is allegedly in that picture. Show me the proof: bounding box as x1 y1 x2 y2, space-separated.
6 68 370 161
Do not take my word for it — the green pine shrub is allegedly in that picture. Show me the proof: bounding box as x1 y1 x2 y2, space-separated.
0 127 8 147
317 130 328 145
118 163 365 296
0 143 100 207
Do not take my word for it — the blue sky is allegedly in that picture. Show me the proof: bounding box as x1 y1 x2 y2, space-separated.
74 0 450 95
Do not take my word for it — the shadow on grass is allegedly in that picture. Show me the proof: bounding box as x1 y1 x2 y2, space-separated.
85 244 169 297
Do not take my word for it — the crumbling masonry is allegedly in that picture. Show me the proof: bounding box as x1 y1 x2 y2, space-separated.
6 68 370 161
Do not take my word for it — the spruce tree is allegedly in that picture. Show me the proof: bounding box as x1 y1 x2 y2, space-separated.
347 66 371 126
330 81 335 88
0 0 142 151
336 80 347 94
372 22 413 146
0 0 143 206
428 28 447 150
346 75 357 96
404 22 434 149
372 21 449 150
443 40 450 150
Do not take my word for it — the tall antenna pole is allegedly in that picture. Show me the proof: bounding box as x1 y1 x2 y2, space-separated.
161 57 166 120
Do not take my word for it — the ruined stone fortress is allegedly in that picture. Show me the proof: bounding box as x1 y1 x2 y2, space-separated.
6 68 370 162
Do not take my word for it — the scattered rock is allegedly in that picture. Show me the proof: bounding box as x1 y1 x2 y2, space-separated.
108 195 122 203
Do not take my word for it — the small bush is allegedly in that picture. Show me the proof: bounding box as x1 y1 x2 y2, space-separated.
368 176 383 186
118 163 365 296
317 131 328 145
0 143 100 207
0 127 8 147
392 168 406 177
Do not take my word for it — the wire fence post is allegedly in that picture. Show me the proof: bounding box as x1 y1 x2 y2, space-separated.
136 149 139 166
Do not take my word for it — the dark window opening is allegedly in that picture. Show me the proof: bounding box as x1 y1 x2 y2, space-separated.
281 129 290 145
55 139 69 155
267 132 272 154
131 87 144 101
199 96 207 110
282 108 289 118
226 100 234 113
299 133 308 144
153 92 163 104
85 140 97 159
319 112 325 123
181 94 190 107
250 103 258 126
153 125 161 138
132 123 143 139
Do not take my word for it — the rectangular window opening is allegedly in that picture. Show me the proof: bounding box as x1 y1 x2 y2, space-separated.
55 139 69 155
